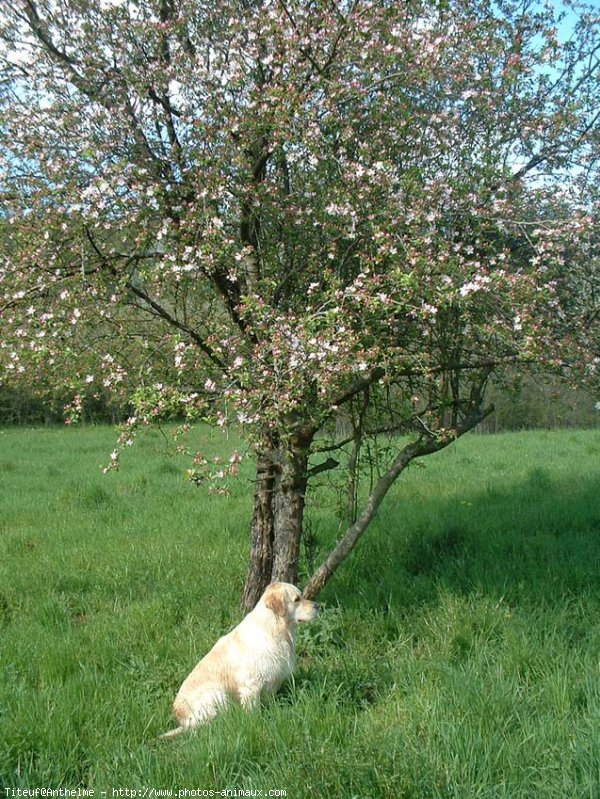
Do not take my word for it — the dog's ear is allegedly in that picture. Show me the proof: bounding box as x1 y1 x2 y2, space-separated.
264 585 287 617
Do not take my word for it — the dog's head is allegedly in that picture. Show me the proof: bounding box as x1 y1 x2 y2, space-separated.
263 582 319 624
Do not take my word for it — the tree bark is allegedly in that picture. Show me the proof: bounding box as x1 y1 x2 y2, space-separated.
241 438 310 611
271 446 309 583
241 450 276 611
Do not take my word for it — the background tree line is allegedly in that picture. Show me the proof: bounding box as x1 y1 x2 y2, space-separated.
1 372 598 430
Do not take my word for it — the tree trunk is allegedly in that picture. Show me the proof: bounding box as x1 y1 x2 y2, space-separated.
241 450 276 611
241 438 310 611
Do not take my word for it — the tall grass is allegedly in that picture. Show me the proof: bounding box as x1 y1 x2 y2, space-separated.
1 426 599 797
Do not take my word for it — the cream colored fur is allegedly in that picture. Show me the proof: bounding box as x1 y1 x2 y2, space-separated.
160 582 318 738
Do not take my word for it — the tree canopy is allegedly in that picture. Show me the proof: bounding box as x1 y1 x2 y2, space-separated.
1 0 599 604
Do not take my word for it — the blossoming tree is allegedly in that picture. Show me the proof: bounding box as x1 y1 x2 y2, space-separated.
1 0 598 608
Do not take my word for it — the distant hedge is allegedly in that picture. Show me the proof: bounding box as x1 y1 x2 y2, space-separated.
0 387 129 426
478 378 599 432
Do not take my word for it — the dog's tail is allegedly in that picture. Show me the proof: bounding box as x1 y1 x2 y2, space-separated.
158 725 187 740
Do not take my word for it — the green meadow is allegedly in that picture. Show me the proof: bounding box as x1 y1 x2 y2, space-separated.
1 425 599 797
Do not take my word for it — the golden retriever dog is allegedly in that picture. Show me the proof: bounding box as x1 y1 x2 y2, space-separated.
160 582 318 738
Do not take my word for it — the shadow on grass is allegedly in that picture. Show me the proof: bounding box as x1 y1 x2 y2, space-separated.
323 470 600 614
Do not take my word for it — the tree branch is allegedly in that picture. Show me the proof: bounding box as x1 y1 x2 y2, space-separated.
22 0 168 177
82 228 228 371
306 457 340 479
125 282 227 370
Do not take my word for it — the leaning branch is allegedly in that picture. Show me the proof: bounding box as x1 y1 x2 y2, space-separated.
302 404 494 599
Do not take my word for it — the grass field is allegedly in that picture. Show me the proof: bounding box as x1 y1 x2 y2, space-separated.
0 425 599 798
